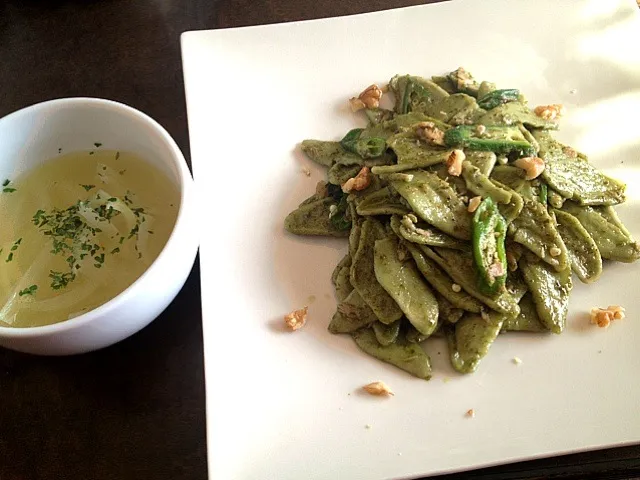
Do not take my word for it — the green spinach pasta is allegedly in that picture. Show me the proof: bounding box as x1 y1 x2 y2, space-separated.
284 67 639 380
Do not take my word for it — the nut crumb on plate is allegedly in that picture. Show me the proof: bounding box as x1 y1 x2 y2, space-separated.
590 305 625 328
362 381 394 396
284 306 308 331
512 356 522 365
301 166 311 177
466 409 475 418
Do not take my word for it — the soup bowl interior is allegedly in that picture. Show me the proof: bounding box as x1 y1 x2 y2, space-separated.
0 97 198 355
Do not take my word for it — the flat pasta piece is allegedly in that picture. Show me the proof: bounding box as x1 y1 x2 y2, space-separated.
352 327 432 380
437 295 464 324
372 320 401 346
356 187 409 216
328 289 377 334
461 161 523 223
331 254 353 302
301 140 359 168
519 255 572 334
386 131 452 168
284 197 350 237
562 202 640 263
465 151 496 176
373 236 439 336
543 159 625 206
509 200 569 271
418 245 520 317
350 218 403 324
489 165 526 191
328 163 361 186
478 102 558 129
447 311 506 374
533 131 626 206
553 209 602 283
501 292 548 333
389 214 468 250
389 170 471 240
405 242 482 313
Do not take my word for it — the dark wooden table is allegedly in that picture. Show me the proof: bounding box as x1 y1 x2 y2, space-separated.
1 1 639 479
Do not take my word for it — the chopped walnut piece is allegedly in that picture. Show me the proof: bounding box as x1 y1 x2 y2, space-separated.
447 150 466 177
349 84 383 111
284 306 308 331
513 156 545 180
450 67 474 90
467 196 482 213
549 246 562 257
534 104 565 121
562 146 578 158
415 122 445 146
590 305 625 328
349 98 366 112
342 166 371 193
362 381 394 396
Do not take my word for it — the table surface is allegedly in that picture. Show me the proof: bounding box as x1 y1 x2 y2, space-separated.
1 1 639 479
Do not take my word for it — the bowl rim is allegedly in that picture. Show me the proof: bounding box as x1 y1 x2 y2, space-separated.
0 97 194 337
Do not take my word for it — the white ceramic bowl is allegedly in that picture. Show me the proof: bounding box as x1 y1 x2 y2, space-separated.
0 98 198 355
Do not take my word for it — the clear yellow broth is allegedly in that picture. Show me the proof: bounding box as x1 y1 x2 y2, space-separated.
0 149 180 328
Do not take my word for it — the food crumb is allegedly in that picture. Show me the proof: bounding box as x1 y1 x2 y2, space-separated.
569 89 577 94
362 381 394 396
284 306 308 331
397 453 403 456
512 356 522 365
302 166 311 177
590 305 625 328
466 409 475 418
365 424 372 430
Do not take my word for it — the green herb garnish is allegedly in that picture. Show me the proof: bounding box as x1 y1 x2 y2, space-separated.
18 285 38 297
81 184 95 191
49 271 76 290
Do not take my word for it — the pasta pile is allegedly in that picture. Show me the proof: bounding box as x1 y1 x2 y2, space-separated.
285 68 639 379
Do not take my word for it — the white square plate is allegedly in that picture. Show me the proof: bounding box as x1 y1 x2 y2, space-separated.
181 1 640 478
